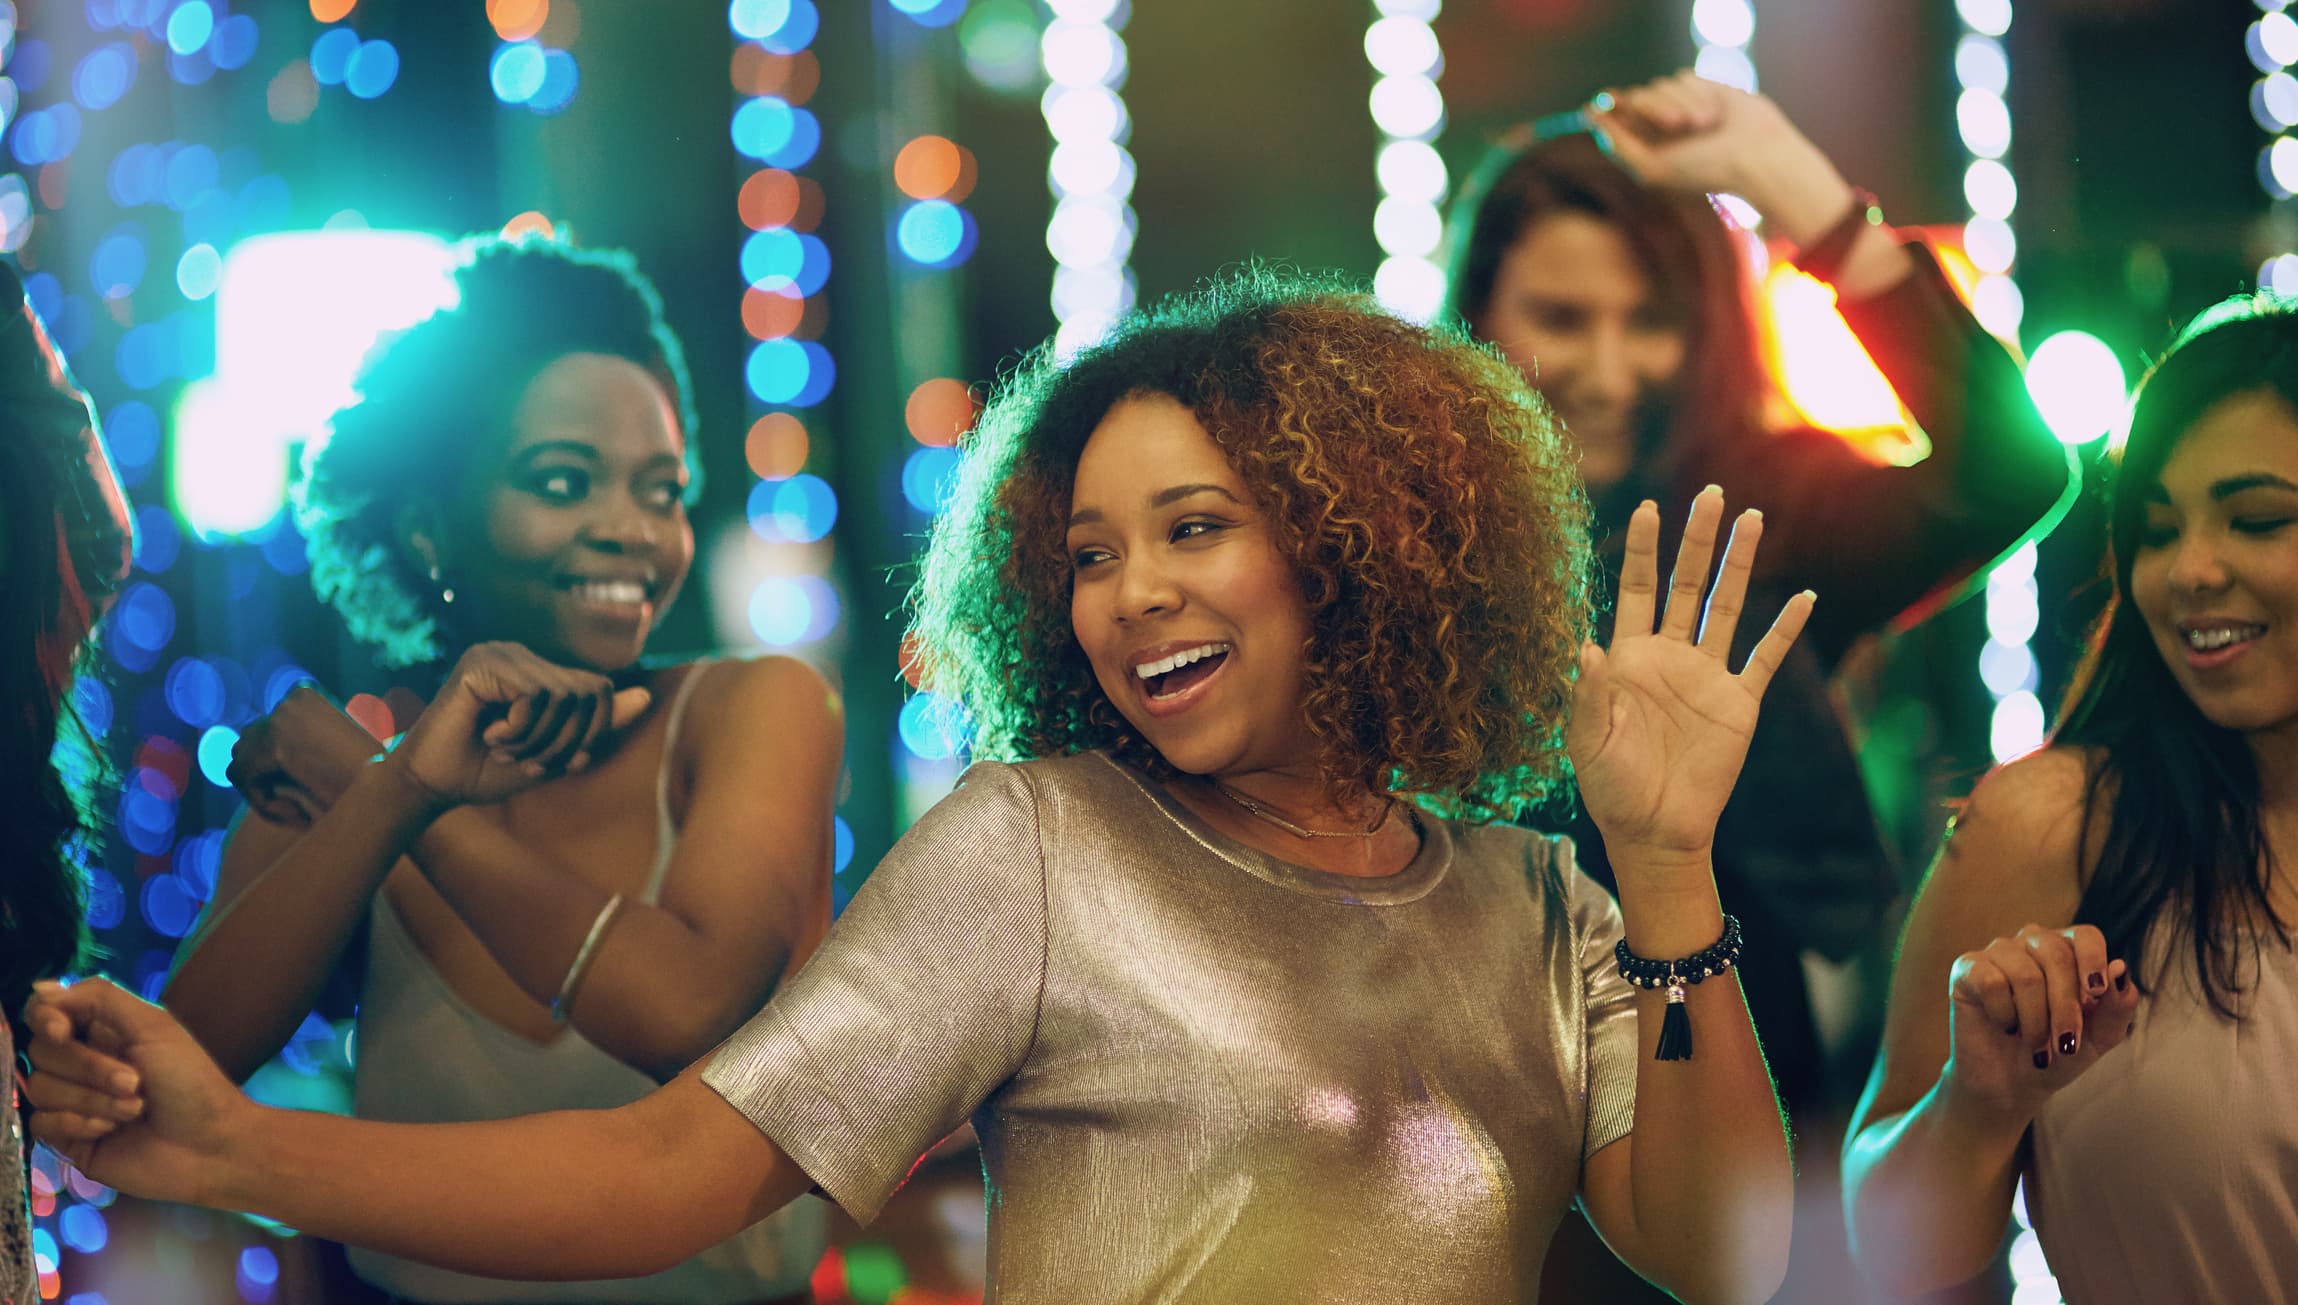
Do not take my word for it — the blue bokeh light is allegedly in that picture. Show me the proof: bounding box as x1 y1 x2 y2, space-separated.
901 445 962 514
833 814 854 873
212 14 259 70
895 200 976 267
84 869 125 931
164 656 226 726
14 39 52 94
73 43 137 111
745 574 839 645
309 27 358 86
165 1 213 56
133 503 180 573
529 49 579 114
898 691 971 759
235 173 293 232
162 142 218 209
744 338 834 406
174 828 224 900
120 782 177 857
745 472 838 542
891 0 968 28
740 228 831 296
262 665 312 712
196 725 237 790
72 676 115 739
344 40 400 99
491 41 544 103
59 1204 107 1255
166 45 217 86
239 1247 279 1288
111 581 175 653
89 227 146 297
176 241 222 299
139 873 197 937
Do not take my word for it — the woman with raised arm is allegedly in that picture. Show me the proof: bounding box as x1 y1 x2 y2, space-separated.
1842 295 2298 1302
157 236 840 1304
0 261 132 1305
32 269 1800 1304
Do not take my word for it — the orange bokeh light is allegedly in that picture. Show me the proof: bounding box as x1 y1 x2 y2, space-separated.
732 47 821 104
744 285 807 341
487 0 550 42
537 0 582 45
894 137 976 203
501 210 557 241
309 0 357 21
739 169 800 230
904 379 977 448
746 413 810 481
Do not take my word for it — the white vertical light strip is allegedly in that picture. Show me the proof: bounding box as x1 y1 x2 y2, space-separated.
2253 1 2298 292
1367 0 1446 323
1041 0 1136 360
1954 0 2045 769
1691 0 1757 93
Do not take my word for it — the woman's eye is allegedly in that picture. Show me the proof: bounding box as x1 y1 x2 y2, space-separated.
1071 547 1111 571
533 469 587 500
645 483 687 511
1172 519 1225 543
2233 516 2294 536
2136 521 2176 549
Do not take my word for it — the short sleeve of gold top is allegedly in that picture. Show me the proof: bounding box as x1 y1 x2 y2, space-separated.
703 750 1639 1302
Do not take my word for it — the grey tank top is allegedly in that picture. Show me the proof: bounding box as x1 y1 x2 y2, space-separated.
350 661 828 1303
2026 919 2298 1304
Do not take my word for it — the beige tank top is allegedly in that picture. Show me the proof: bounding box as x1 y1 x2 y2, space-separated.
2026 919 2298 1304
350 661 827 1302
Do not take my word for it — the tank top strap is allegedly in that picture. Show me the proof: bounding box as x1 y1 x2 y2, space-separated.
645 659 723 904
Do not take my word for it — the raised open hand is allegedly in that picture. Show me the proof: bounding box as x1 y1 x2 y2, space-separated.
1566 488 1814 862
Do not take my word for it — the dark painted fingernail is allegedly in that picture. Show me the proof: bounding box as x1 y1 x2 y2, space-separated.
2115 974 2129 992
2059 1032 2078 1056
2127 1021 2136 1037
2087 971 2105 992
2006 1018 2020 1036
2033 1049 2051 1069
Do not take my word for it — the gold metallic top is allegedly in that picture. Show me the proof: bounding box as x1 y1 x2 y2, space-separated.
704 751 1639 1302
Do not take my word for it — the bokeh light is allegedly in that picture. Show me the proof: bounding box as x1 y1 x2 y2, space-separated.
904 378 975 447
2024 330 2127 445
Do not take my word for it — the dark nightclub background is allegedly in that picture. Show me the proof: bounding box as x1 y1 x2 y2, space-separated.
5 0 2268 1301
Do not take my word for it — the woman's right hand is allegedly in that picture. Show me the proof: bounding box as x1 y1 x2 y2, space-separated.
385 642 651 809
1944 923 2144 1121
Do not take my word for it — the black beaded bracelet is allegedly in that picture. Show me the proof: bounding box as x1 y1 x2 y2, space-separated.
1615 914 1743 1061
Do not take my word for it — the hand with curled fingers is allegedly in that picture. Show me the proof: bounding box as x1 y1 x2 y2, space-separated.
21 978 250 1207
1587 69 1854 250
383 641 652 810
1945 923 2144 1121
225 685 379 827
1566 487 1815 864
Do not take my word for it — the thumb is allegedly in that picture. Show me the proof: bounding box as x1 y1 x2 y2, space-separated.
1591 110 1662 183
35 978 163 1046
1565 642 1610 760
607 686 653 731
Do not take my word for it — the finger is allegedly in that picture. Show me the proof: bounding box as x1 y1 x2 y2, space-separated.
25 1072 143 1123
1698 509 1763 656
1988 944 2051 1066
1592 117 1664 183
507 685 585 763
1563 642 1612 764
1612 500 1662 639
1660 486 1725 641
1949 954 2021 1036
1736 590 1816 696
2022 928 2086 1062
524 681 600 769
2066 925 2111 1003
26 1016 140 1097
2085 958 2143 1054
1613 82 1690 136
28 1111 115 1146
605 686 653 733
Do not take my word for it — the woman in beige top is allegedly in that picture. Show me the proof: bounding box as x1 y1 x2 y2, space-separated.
26 271 1802 1302
1844 294 2298 1303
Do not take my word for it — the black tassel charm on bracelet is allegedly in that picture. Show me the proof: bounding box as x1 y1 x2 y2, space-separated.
1616 915 1743 1062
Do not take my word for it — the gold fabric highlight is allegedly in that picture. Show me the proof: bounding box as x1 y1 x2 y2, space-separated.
704 751 1638 1302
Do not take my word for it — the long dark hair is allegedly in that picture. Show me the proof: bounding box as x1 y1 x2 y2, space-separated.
0 430 99 1029
2056 293 2298 1018
1445 129 1769 495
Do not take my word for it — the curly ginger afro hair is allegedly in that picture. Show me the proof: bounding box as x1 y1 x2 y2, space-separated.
910 268 1595 822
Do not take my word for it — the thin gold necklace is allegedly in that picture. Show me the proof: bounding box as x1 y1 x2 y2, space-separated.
1211 779 1396 840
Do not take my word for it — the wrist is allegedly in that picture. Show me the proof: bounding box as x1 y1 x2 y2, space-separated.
201 1098 275 1211
1932 1061 2037 1141
1737 140 1855 247
364 751 456 826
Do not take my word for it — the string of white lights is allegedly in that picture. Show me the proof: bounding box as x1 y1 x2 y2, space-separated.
2253 2 2298 292
1041 0 1135 360
1367 0 1446 323
1691 0 1757 93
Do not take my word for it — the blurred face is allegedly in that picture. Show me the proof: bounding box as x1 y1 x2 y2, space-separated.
1477 211 1687 491
2131 388 2298 735
1065 394 1318 778
432 352 694 672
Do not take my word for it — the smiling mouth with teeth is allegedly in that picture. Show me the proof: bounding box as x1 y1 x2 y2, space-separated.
1135 641 1231 699
570 580 651 606
2185 624 2266 652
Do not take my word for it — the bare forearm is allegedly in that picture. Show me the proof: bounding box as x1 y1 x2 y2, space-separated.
211 1079 792 1280
1737 137 1913 301
1843 1079 2027 1294
412 817 783 1077
167 766 442 1082
1611 858 1793 1303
